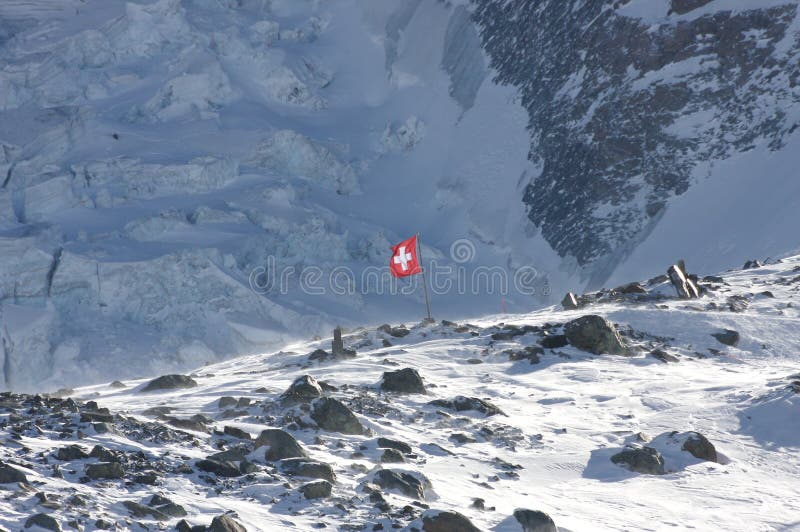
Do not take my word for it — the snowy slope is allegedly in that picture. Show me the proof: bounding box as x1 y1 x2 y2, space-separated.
0 256 797 531
0 0 565 391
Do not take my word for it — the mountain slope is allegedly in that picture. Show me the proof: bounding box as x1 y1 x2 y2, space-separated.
0 257 798 531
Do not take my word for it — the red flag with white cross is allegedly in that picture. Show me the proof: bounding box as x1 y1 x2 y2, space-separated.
389 235 422 278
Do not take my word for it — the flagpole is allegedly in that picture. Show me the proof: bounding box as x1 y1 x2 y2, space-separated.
416 233 432 322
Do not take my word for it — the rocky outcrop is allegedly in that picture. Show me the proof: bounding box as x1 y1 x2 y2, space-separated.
473 0 800 279
141 374 198 392
611 446 666 475
254 429 308 461
564 315 629 355
311 397 366 435
381 368 427 394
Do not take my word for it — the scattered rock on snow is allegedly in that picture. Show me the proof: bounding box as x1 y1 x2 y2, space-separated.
564 315 629 355
540 334 568 349
378 324 410 337
223 426 252 440
561 292 580 310
677 431 719 463
278 458 335 483
141 374 198 392
428 396 505 417
650 348 679 363
513 508 558 532
373 469 431 500
311 397 366 435
85 462 124 480
254 429 308 461
300 479 333 499
55 444 89 461
195 459 242 478
381 367 427 394
381 448 405 463
610 446 666 475
422 509 481 532
377 437 412 454
25 513 61 531
712 329 740 347
282 375 323 402
218 396 238 409
209 514 248 532
742 259 763 269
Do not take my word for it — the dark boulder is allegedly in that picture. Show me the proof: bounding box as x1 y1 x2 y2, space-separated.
564 315 629 355
85 462 124 480
712 329 740 347
377 437 412 454
742 259 763 269
513 509 558 532
282 375 323 402
218 396 238 409
223 426 251 440
277 458 335 483
381 449 405 463
25 513 61 531
123 500 169 520
141 374 197 393
561 292 579 310
195 459 241 478
540 335 568 349
381 368 426 394
667 262 700 299
422 510 481 532
429 396 505 417
311 397 366 435
508 345 543 363
254 429 308 461
650 349 679 363
378 324 410 338
373 469 430 500
610 446 665 475
55 445 89 461
209 514 248 532
300 480 333 499
680 431 718 462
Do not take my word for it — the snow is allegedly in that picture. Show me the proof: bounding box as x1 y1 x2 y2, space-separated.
0 256 797 530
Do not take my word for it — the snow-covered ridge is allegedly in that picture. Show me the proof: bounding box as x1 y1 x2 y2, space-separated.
0 255 798 530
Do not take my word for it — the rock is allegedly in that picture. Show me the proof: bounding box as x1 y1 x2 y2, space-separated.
680 431 718 462
277 458 335 483
331 326 356 358
373 469 430 500
508 345 543 363
422 510 481 532
450 433 477 444
381 449 405 463
650 348 679 363
727 295 749 313
218 396 238 409
141 374 198 392
300 479 333 499
209 514 248 532
610 446 666 475
94 519 114 530
377 438 412 454
109 380 127 389
378 324 410 338
381 368 426 394
540 334 568 349
712 329 740 347
195 459 241 478
561 292 579 310
429 396 505 416
254 429 308 461
166 416 209 433
123 500 169 520
667 262 700 299
613 282 647 294
564 315 629 355
55 445 89 461
133 472 159 485
742 259 763 269
310 397 366 435
85 462 124 480
282 375 323 402
89 445 120 463
223 426 252 440
25 513 61 531
142 406 173 417
513 508 558 532
703 275 725 283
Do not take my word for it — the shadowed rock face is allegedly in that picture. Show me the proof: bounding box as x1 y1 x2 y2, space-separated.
473 0 800 280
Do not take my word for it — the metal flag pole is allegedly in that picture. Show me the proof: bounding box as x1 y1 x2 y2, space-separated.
416 233 433 322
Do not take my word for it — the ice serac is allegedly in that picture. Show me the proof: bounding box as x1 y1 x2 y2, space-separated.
472 0 800 285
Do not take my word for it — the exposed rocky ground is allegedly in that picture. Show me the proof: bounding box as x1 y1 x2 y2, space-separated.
1 256 798 530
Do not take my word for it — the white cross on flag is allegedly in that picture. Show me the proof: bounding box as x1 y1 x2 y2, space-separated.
389 235 422 278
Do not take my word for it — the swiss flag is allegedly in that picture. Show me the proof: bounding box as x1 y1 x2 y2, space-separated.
390 235 422 278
